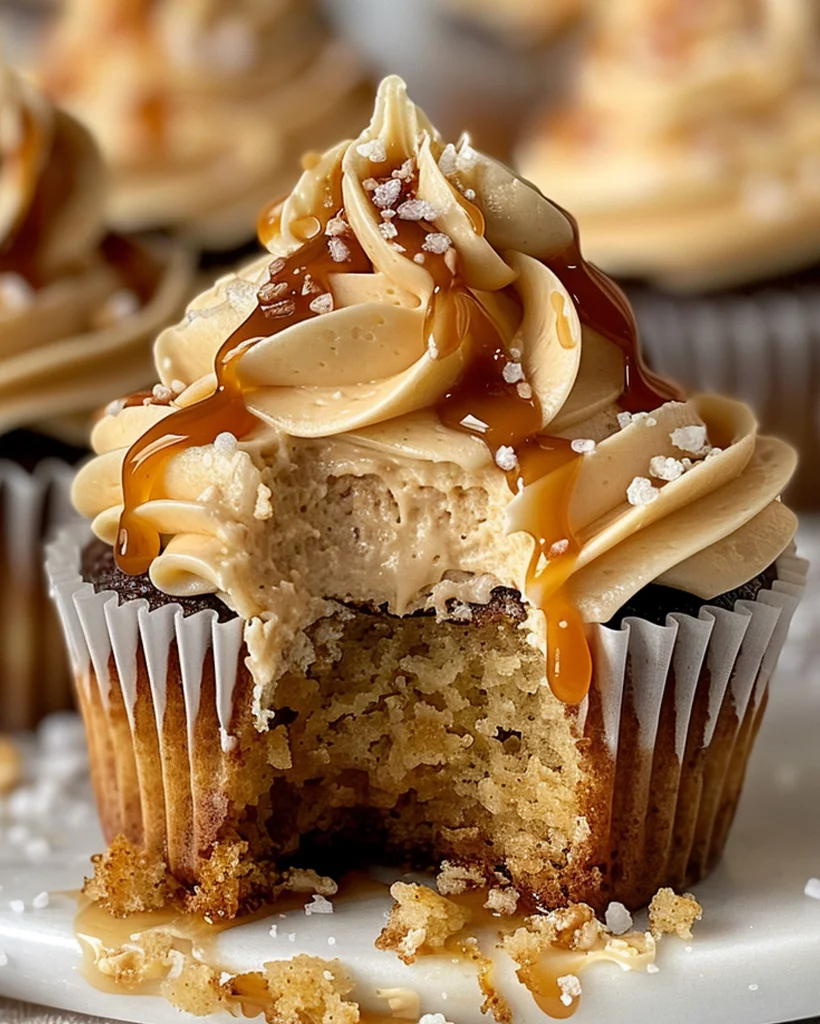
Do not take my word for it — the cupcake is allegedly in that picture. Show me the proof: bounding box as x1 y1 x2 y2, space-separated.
49 77 805 920
39 0 373 252
0 60 192 729
517 0 820 501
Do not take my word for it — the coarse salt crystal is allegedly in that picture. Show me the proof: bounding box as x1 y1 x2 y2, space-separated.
646 964 660 974
502 362 525 384
571 438 596 454
438 143 458 176
413 253 426 264
627 477 660 506
379 220 399 240
617 411 633 429
372 179 402 209
392 158 416 181
309 293 334 315
495 446 518 472
749 983 759 991
605 902 633 935
305 894 334 915
418 1015 454 1024
32 891 49 910
422 232 452 254
327 237 351 263
269 924 277 938
516 382 533 400
670 424 709 454
463 188 476 201
214 431 237 455
548 539 569 558
327 936 336 946
152 383 173 403
397 199 439 222
324 215 348 237
287 933 296 942
649 456 684 481
323 970 334 981
105 398 126 417
9 901 24 913
171 379 186 395
557 975 581 1006
804 878 820 899
356 138 387 163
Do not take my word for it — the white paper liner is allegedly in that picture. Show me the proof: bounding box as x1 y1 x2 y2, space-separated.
630 285 820 505
0 459 78 729
46 523 807 905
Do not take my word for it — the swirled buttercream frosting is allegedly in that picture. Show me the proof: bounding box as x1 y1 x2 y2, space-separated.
518 0 820 289
0 59 192 443
40 0 373 249
72 76 797 705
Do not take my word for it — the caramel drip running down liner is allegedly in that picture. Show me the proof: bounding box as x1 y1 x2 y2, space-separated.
115 155 679 705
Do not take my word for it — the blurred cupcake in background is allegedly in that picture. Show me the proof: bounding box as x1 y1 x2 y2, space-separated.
518 0 820 503
441 0 585 48
0 58 192 728
39 0 373 252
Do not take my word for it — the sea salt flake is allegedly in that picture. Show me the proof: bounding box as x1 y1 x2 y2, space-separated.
32 891 49 910
263 298 296 319
301 274 320 296
804 878 820 899
305 894 334 915
269 924 278 938
362 177 379 192
392 158 415 181
438 143 458 176
171 379 186 395
495 446 518 472
557 975 581 1006
152 383 173 403
516 382 533 400
287 933 296 942
323 970 334 981
309 293 334 315
327 936 337 946
605 902 633 935
413 253 426 264
381 208 396 220
214 431 237 455
617 411 633 429
324 215 348 237
649 456 684 481
571 438 596 454
627 477 660 506
422 232 452 254
379 220 399 240
548 539 569 558
372 179 402 209
463 188 476 201
502 362 525 384
327 237 351 263
646 963 660 974
397 199 439 222
9 901 24 914
418 1015 454 1024
105 398 126 417
356 138 387 163
670 424 709 454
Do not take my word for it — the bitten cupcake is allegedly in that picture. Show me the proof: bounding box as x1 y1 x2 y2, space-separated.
49 77 805 921
517 0 820 502
0 59 192 729
39 0 373 251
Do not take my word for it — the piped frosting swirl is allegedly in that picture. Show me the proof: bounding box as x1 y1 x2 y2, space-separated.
0 60 192 442
72 77 797 703
518 0 820 289
41 0 373 249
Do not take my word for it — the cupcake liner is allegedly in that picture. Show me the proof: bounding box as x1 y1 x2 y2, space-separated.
630 285 820 507
0 459 79 730
47 524 806 908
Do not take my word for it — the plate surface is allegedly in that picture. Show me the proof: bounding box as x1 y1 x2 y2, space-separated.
1 523 819 1024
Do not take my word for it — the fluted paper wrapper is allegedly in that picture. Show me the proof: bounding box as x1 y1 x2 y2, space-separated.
631 285 820 507
0 459 78 730
47 524 806 906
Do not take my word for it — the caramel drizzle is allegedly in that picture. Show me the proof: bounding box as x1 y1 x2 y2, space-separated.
115 154 679 704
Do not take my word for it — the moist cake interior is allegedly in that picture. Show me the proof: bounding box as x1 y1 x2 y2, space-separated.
81 539 776 913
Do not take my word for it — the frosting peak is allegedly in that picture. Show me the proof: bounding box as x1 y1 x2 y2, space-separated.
73 77 797 705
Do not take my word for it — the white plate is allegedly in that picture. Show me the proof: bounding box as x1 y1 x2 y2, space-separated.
1 524 819 1024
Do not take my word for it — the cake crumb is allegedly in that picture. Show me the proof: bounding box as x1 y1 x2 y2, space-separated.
84 835 176 917
254 483 273 521
263 955 358 1024
648 888 703 940
96 931 174 988
804 878 820 900
485 887 520 916
376 883 469 965
0 738 21 793
280 867 338 897
436 860 486 896
162 959 228 1016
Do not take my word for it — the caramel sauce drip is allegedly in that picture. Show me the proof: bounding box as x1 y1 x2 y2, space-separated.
115 167 368 575
115 154 680 704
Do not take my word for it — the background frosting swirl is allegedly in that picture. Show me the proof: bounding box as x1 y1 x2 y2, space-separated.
73 77 797 629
